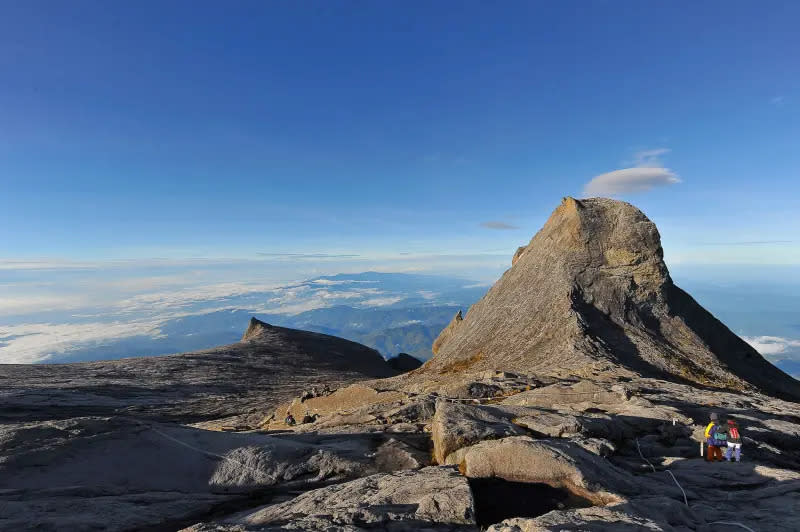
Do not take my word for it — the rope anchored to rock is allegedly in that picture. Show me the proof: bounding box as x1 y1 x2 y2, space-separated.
635 437 759 531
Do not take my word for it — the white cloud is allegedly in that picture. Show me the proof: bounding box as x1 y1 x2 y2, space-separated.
771 96 785 106
480 221 519 230
115 281 289 313
743 335 800 357
0 321 165 364
360 296 405 307
462 282 491 289
0 295 88 316
583 167 681 196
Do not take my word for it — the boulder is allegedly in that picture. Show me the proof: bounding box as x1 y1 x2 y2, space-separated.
456 436 641 505
431 401 525 464
216 466 476 529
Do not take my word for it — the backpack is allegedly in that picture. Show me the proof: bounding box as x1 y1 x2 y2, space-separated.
714 431 727 443
729 426 740 440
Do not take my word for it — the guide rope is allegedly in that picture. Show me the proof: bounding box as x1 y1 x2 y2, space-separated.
635 437 758 531
134 420 273 482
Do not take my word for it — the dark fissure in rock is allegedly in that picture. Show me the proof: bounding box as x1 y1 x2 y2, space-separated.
468 477 592 527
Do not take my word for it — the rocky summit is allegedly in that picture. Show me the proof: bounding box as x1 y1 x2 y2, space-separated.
425 197 800 401
2 198 800 532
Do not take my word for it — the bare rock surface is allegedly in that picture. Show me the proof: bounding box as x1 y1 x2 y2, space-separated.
431 401 526 464
0 318 397 427
184 467 476 531
455 436 634 505
0 414 433 531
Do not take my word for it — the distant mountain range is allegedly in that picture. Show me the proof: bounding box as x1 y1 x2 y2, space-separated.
29 272 486 364
3 269 798 379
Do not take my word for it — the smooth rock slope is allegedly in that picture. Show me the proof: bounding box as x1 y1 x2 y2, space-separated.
0 318 397 427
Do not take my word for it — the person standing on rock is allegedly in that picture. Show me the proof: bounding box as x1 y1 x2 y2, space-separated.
705 413 724 462
724 417 743 462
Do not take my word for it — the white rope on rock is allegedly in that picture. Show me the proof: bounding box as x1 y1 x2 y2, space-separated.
635 437 758 532
708 521 757 532
664 469 688 506
137 420 272 482
635 438 657 473
635 437 687 506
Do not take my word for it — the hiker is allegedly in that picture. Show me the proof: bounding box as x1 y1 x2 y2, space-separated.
285 411 296 426
704 413 724 462
724 417 743 462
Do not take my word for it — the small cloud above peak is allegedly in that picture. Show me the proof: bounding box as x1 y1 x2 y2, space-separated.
480 221 519 230
585 148 680 196
770 96 785 106
583 167 681 196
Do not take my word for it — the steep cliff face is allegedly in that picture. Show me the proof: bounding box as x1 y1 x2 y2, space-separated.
425 197 800 400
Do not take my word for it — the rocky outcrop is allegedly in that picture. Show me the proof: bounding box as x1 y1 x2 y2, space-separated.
241 316 273 341
388 352 424 373
431 401 526 464
431 310 463 355
194 467 476 531
455 436 631 505
511 245 527 265
424 197 800 401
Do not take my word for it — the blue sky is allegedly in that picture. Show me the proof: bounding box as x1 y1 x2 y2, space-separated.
1 1 799 359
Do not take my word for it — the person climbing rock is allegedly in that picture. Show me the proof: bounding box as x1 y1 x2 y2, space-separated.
705 413 724 462
724 417 743 462
285 411 296 426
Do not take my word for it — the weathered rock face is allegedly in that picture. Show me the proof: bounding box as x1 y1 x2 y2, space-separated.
425 197 800 400
431 310 463 356
204 467 476 531
511 245 527 266
431 401 526 464
0 417 428 531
